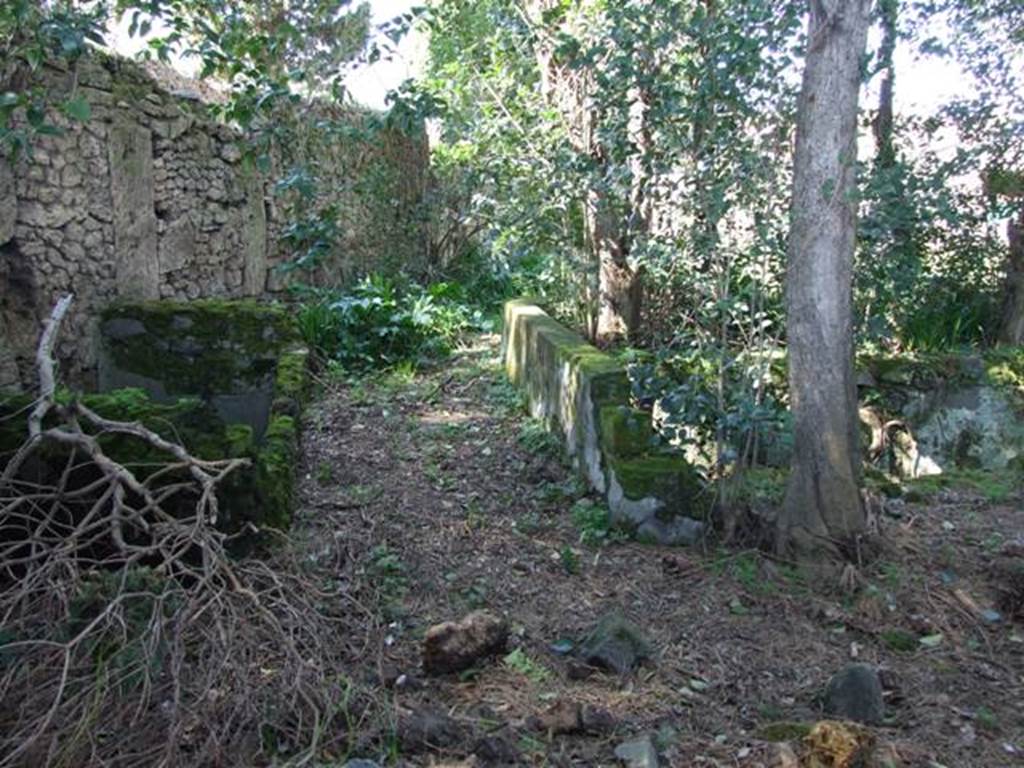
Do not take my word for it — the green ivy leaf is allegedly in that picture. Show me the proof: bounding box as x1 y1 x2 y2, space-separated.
63 96 91 122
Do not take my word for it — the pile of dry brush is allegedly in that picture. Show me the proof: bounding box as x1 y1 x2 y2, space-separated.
0 297 377 767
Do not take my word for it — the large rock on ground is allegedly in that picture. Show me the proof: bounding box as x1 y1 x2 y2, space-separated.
396 709 467 754
614 735 659 767
423 610 509 675
578 612 652 675
823 663 884 725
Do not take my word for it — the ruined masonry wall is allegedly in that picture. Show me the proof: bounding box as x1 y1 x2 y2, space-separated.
0 53 429 390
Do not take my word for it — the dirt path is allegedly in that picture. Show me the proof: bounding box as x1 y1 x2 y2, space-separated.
294 335 1024 767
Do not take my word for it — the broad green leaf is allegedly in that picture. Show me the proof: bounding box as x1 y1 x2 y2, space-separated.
63 96 91 123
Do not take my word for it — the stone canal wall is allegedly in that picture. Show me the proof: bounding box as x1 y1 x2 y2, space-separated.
502 298 709 545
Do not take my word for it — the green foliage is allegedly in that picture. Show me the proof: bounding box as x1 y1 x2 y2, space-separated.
1 0 374 155
367 544 407 611
295 275 489 371
558 545 580 575
502 647 551 683
571 499 614 547
629 344 790 472
856 148 1005 350
516 419 562 458
0 0 106 155
316 460 333 485
975 706 999 732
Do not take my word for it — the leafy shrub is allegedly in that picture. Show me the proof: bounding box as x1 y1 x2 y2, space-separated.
629 341 790 472
571 499 615 546
898 279 999 351
296 275 489 370
516 419 562 457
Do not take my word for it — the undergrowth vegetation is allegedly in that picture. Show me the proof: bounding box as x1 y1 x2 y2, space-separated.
294 275 492 371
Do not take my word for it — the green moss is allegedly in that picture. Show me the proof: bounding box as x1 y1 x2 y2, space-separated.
254 415 298 530
607 451 707 518
985 347 1024 407
600 406 655 458
755 722 813 743
271 346 311 418
859 352 985 390
100 299 297 394
225 423 255 456
880 628 918 653
505 298 628 403
275 347 310 400
1 388 299 534
903 468 1020 503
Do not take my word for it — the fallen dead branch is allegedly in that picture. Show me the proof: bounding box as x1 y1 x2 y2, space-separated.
0 296 378 767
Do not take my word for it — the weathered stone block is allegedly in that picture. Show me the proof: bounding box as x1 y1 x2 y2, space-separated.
108 121 159 299
98 299 300 438
860 350 1024 477
158 215 195 274
0 385 301 533
240 168 267 296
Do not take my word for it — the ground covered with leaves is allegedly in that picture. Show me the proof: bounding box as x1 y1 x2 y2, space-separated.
293 335 1024 767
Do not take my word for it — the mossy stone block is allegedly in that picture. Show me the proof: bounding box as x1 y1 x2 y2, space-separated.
607 452 708 519
577 611 651 675
254 414 298 531
503 298 708 544
100 298 296 396
1 387 297 534
599 405 654 458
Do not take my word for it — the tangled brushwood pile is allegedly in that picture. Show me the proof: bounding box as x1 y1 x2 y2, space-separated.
0 297 370 767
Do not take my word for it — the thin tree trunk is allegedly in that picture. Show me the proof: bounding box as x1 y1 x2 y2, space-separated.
592 194 641 341
530 0 643 343
778 0 871 560
873 0 897 169
1000 210 1024 345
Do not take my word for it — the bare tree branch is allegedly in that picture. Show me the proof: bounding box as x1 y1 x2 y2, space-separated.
0 298 377 767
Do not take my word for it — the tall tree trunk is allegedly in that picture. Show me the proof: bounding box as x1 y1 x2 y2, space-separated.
1000 209 1024 345
591 192 641 341
778 0 872 560
873 0 897 169
530 0 643 343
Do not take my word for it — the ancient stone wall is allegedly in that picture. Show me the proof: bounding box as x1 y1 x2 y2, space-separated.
0 52 429 391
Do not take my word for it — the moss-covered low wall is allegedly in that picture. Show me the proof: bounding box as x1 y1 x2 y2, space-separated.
502 299 707 545
10 298 312 533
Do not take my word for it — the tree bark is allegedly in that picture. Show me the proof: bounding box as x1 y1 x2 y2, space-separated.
530 0 643 343
591 192 642 341
778 0 872 560
1000 210 1024 345
873 0 897 169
